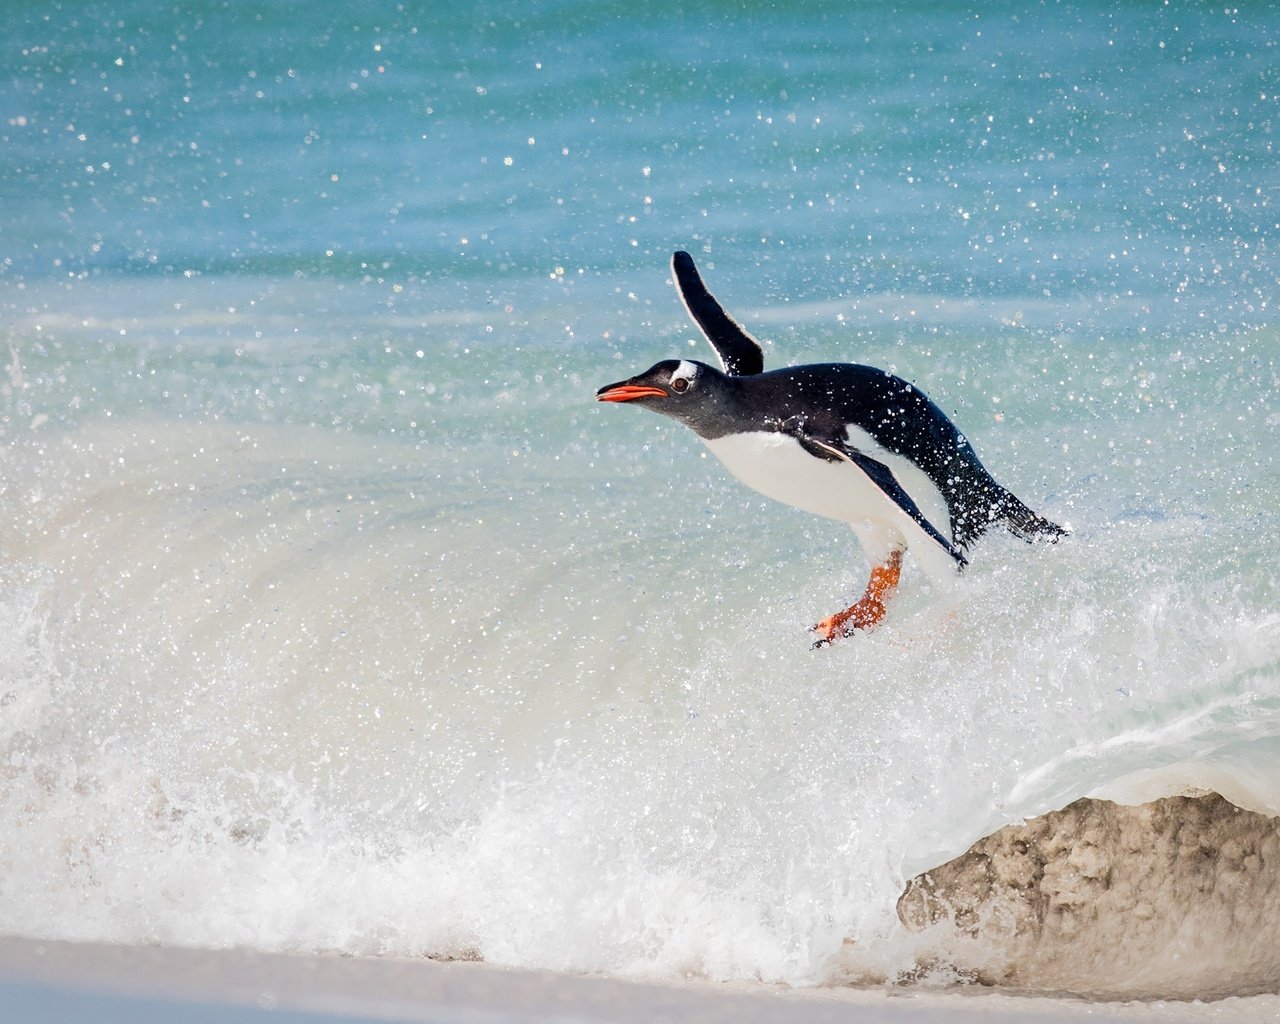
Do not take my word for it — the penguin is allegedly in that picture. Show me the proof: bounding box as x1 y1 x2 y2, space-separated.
596 251 1066 645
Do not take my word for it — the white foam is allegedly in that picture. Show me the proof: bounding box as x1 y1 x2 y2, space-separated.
0 407 1277 988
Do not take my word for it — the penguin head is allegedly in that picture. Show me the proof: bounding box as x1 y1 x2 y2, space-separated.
598 357 720 418
596 358 706 404
597 359 736 437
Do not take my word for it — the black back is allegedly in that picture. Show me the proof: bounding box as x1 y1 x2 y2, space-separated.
707 363 1061 551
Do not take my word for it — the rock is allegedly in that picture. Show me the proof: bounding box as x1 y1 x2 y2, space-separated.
897 792 1280 999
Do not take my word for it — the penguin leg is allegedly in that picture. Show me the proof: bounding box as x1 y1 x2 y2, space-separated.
812 550 903 646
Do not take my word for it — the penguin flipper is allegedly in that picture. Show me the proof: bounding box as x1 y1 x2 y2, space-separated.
796 433 969 570
671 251 765 376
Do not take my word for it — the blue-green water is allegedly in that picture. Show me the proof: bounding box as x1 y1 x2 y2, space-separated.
1 0 1278 990
7 2 1276 318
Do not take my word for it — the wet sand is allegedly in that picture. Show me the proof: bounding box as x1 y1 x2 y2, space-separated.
1 936 1276 1024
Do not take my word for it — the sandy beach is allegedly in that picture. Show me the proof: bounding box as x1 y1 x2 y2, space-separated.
2 936 1278 1024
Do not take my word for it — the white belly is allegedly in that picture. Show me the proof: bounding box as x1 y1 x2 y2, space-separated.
701 428 959 582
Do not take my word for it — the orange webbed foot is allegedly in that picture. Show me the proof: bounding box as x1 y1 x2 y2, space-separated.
809 551 902 648
810 598 888 647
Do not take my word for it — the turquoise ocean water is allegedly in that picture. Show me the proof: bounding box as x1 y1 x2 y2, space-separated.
2 1 1278 987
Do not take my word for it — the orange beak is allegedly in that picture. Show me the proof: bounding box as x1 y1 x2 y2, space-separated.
596 384 668 402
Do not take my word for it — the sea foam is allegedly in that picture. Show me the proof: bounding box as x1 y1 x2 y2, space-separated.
1 404 1276 991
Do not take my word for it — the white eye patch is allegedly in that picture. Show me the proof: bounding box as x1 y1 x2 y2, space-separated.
672 360 699 382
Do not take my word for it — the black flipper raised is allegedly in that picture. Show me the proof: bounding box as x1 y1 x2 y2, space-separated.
671 251 765 376
795 432 969 570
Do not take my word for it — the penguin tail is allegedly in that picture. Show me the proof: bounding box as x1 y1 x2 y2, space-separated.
996 490 1068 543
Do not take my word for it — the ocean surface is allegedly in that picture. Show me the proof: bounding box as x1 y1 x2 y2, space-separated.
1 0 1278 989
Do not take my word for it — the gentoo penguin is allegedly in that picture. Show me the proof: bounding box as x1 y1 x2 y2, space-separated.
597 251 1066 645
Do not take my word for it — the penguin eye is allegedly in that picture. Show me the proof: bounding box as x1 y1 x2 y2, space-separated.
670 377 689 394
